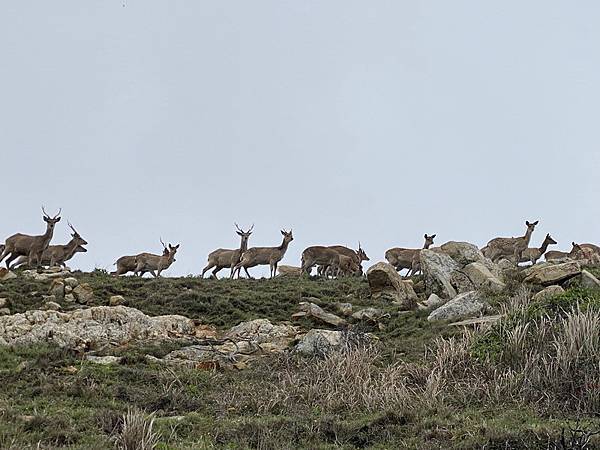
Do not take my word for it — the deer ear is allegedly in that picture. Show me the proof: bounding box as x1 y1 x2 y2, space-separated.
175 244 180 249
56 217 61 222
431 234 436 239
236 231 243 236
533 221 539 225
526 221 531 226
281 230 285 235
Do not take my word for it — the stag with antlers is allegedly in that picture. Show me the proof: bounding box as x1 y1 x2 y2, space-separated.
0 207 61 269
201 223 254 279
13 221 88 268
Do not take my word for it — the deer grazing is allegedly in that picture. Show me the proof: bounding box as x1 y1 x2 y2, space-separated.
232 229 293 278
0 207 61 269
482 220 538 262
519 233 557 265
201 224 253 279
385 234 436 276
13 222 88 268
545 242 583 262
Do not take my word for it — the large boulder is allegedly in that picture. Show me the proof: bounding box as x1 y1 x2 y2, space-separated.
532 285 565 302
226 318 298 347
463 262 505 293
366 262 418 309
427 291 489 322
0 306 196 349
72 283 94 304
523 262 581 285
420 249 474 299
440 241 485 266
295 329 372 356
580 270 600 289
292 302 347 327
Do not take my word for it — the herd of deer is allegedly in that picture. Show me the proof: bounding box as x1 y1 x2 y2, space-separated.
1 211 599 279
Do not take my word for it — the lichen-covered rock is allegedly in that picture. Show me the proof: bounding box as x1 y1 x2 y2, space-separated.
427 291 489 322
49 280 65 299
226 319 298 346
72 283 94 304
109 295 126 306
523 262 581 285
295 329 372 356
292 302 347 327
463 262 505 292
580 270 600 289
64 277 79 288
532 285 565 302
423 293 444 309
421 250 467 299
440 241 485 266
366 262 418 309
0 306 196 349
43 301 61 311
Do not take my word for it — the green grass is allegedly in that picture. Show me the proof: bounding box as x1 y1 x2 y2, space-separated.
0 271 599 448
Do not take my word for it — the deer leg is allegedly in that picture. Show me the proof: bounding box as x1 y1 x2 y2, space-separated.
153 270 160 278
201 263 215 278
211 266 223 279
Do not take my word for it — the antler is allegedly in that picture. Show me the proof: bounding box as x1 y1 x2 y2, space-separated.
67 221 79 235
234 223 243 233
53 208 61 219
160 237 167 249
248 223 254 232
41 205 49 218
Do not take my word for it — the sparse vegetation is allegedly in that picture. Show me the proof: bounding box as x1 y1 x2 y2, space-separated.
0 270 599 448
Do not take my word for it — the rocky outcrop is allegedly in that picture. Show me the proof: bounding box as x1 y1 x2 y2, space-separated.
153 319 298 370
420 249 470 299
427 291 489 322
523 262 581 285
0 306 196 349
367 262 418 309
72 283 94 304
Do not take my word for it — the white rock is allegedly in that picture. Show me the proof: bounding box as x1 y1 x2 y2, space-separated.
532 285 565 302
428 291 489 322
64 278 79 288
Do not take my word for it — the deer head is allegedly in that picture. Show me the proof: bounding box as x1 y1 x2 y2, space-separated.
42 206 61 231
424 234 436 249
235 223 254 243
543 234 557 246
525 221 539 233
68 222 88 247
281 229 293 245
357 242 370 261
571 242 583 256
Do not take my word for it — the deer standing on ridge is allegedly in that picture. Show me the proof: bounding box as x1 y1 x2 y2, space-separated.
318 243 370 277
201 224 253 279
482 221 538 263
133 239 179 277
0 207 61 269
13 222 87 268
232 229 293 279
519 233 557 265
302 245 346 277
385 234 436 277
112 240 173 276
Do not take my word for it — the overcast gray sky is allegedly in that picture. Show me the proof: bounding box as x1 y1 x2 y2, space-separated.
1 1 598 276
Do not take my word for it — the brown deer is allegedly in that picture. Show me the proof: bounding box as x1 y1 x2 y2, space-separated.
112 241 171 276
133 240 179 277
13 222 88 268
201 224 253 279
325 254 361 278
385 234 436 276
545 242 583 262
519 233 557 265
0 207 61 269
482 221 538 262
301 245 343 276
318 243 370 277
232 229 293 278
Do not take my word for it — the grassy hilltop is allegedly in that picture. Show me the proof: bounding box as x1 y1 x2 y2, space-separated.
0 269 600 449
